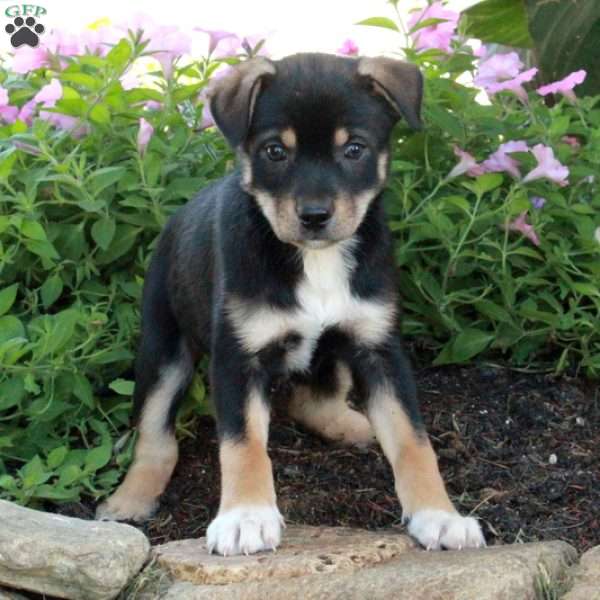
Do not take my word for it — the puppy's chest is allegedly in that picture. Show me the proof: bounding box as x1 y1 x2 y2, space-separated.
227 245 395 371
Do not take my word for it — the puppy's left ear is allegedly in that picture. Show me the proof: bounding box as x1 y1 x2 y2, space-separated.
207 57 276 148
357 57 423 129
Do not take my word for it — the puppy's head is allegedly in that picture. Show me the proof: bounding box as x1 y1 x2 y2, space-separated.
208 53 422 248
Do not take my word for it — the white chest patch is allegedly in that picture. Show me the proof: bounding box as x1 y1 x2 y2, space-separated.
227 240 396 372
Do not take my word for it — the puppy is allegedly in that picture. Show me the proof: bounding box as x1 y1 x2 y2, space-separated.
96 53 485 555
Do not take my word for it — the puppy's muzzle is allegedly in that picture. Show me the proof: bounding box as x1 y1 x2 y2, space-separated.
296 200 333 232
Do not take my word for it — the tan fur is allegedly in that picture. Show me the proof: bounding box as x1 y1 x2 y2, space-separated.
289 364 374 446
96 364 185 521
334 127 349 146
281 127 297 148
219 389 276 511
368 387 455 517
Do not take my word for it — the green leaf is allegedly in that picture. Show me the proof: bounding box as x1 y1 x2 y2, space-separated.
462 0 533 48
21 220 47 241
73 374 94 408
525 0 600 96
0 283 18 316
0 316 25 345
356 16 399 31
434 328 495 365
60 72 101 91
21 455 51 489
89 103 111 125
109 378 135 396
84 444 112 472
462 173 503 197
95 225 141 265
58 464 82 486
106 39 133 68
0 377 26 410
91 217 116 251
47 446 68 469
40 275 63 309
0 146 17 179
88 166 127 196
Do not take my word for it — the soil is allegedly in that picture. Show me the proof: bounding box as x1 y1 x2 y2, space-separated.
59 363 600 554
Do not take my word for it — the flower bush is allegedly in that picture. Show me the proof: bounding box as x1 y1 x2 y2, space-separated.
0 4 599 506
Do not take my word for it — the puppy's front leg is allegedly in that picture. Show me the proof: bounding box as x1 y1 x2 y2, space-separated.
206 331 283 556
359 342 485 550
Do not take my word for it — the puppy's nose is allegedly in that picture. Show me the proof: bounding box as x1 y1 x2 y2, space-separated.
298 206 331 230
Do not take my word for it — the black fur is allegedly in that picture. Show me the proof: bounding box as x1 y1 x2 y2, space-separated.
132 53 424 442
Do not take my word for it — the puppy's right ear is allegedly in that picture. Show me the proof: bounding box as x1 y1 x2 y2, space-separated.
207 57 276 148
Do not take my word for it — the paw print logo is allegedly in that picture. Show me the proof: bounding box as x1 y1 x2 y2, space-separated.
5 16 45 48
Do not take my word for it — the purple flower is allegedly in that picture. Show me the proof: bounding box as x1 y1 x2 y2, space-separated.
530 196 546 209
505 212 540 246
482 140 529 178
194 28 239 55
11 47 49 73
474 52 523 89
561 135 581 149
486 68 538 103
137 117 154 155
522 144 569 187
448 145 485 178
537 70 586 102
407 2 459 54
120 69 139 91
337 39 359 56
18 100 36 124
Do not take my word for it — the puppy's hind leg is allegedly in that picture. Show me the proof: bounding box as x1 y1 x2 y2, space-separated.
96 254 195 522
289 362 374 447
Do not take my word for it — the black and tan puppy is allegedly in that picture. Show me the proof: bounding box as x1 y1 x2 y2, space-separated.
96 53 485 554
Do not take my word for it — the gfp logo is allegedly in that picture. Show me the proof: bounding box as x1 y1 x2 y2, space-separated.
4 4 46 48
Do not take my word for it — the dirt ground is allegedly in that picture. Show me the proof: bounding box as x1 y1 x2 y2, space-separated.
63 363 599 554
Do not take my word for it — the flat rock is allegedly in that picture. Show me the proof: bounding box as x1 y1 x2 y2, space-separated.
154 525 415 584
153 526 577 600
0 499 150 600
564 545 600 600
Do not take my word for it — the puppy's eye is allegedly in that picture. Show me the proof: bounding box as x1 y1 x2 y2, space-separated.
265 143 288 162
344 142 365 160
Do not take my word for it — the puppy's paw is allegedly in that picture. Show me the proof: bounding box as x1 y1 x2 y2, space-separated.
95 492 158 523
408 509 485 550
206 505 284 556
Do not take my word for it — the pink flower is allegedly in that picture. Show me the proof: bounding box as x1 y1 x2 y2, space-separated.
474 52 523 89
482 140 528 178
486 68 538 102
448 145 485 178
337 39 359 56
537 70 586 102
120 69 139 91
194 28 239 55
506 212 540 246
12 46 49 73
562 135 580 149
145 100 162 111
408 2 459 53
34 79 63 105
0 86 18 123
145 25 191 78
137 117 154 154
522 144 569 187
18 100 36 124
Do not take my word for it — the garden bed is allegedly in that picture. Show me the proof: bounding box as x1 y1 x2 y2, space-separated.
60 363 599 553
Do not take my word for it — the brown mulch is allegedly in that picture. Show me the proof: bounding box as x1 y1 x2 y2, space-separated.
63 363 599 554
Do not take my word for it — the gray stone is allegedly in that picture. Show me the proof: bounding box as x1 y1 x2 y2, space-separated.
563 545 600 600
0 499 150 600
153 526 577 600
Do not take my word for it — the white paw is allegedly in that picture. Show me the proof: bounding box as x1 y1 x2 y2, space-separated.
206 505 284 556
408 509 485 550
